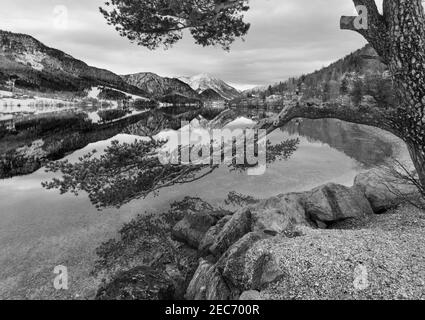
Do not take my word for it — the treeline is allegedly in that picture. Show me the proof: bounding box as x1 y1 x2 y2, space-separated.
347 74 395 107
98 109 130 122
98 88 129 101
262 45 394 107
15 114 92 135
158 94 202 105
133 99 159 110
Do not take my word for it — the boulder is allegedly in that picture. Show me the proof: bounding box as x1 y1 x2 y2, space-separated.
185 259 233 300
354 170 419 213
250 251 284 291
172 210 217 249
250 193 310 235
210 208 252 258
198 216 232 257
216 232 268 292
301 183 373 226
95 266 175 300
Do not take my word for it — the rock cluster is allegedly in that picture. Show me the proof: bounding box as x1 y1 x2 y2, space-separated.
97 169 420 300
174 170 419 300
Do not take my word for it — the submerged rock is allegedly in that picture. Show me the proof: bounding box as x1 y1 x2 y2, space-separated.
95 266 175 300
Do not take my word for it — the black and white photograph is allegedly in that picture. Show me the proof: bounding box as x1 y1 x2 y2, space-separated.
0 0 424 304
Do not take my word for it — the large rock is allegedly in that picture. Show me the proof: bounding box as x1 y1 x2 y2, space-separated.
301 183 373 226
250 193 310 235
199 216 232 257
185 259 233 300
216 232 287 293
354 170 419 213
95 266 175 300
216 232 267 292
210 208 252 258
172 210 217 249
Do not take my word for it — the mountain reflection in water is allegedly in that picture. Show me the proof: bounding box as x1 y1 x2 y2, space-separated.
283 118 393 168
0 118 398 299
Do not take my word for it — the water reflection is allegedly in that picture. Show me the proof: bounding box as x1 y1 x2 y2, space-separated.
0 117 397 299
283 119 393 167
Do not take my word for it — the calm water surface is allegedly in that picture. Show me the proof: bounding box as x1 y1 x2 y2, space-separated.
0 118 396 299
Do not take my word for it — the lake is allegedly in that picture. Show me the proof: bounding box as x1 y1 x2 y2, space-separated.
0 118 399 299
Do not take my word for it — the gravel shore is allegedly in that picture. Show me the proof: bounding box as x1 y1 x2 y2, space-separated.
254 205 425 300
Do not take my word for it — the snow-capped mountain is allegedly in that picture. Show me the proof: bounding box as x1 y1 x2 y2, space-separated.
242 84 270 95
178 73 240 100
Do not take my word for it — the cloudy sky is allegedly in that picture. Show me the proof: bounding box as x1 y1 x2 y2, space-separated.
0 0 380 90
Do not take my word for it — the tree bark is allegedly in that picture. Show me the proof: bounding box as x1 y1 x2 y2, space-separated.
340 0 390 62
384 0 425 188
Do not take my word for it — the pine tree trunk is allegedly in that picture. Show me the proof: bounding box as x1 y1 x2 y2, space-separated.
385 0 425 190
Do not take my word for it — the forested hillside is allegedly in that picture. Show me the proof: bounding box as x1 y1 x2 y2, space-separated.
256 45 395 108
0 30 145 95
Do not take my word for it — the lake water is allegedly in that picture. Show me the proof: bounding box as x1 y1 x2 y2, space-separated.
0 118 397 299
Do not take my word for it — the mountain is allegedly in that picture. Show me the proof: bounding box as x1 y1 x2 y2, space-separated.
242 84 270 95
121 72 199 99
178 73 240 100
158 93 202 105
0 30 146 96
0 30 240 102
198 88 226 101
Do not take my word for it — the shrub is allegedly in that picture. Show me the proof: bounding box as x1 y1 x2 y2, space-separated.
98 88 128 101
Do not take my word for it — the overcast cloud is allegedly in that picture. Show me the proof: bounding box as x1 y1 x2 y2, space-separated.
0 0 381 90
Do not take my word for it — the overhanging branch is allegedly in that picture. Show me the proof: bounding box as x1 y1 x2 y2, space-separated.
255 102 402 140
